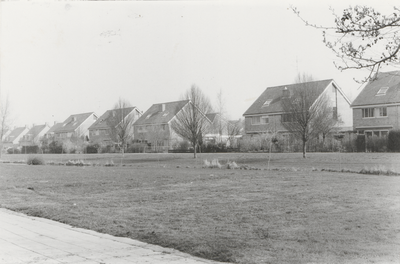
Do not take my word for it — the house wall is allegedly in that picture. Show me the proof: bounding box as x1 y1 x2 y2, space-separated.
321 83 352 129
244 114 287 134
20 126 50 146
134 123 173 150
77 114 97 139
89 128 112 144
353 104 400 132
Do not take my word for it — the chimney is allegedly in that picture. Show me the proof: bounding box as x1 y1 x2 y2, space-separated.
72 117 77 122
160 103 166 112
282 87 290 98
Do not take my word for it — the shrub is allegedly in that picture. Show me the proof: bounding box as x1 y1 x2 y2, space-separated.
388 130 400 152
127 143 147 153
21 146 40 154
49 141 64 154
366 136 387 152
27 156 45 165
7 147 21 154
356 135 366 152
86 144 100 154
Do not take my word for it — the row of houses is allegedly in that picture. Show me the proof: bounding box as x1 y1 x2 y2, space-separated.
2 71 400 152
1 99 232 152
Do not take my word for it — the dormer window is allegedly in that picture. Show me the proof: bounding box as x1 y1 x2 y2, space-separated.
262 99 272 107
376 87 388 96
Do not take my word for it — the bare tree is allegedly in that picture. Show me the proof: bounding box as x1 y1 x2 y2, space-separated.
147 125 167 152
171 85 212 158
108 98 135 154
227 119 243 148
0 93 12 157
281 74 335 158
215 89 227 141
292 5 400 82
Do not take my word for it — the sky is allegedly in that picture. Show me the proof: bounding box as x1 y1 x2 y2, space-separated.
1 0 399 127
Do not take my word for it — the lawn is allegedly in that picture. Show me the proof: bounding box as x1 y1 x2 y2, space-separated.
0 152 399 263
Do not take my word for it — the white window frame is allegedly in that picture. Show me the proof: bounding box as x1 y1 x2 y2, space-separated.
362 108 375 118
378 107 387 117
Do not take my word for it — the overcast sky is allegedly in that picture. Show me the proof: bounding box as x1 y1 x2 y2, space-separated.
1 0 399 127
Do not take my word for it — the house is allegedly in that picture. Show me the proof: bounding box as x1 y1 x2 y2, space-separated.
204 113 229 143
53 112 98 142
243 79 352 135
133 100 211 151
44 122 64 139
88 107 142 145
351 71 400 137
19 124 51 147
2 126 29 149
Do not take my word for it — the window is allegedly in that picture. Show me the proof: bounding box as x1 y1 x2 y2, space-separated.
262 100 272 107
251 116 261 125
378 107 387 117
376 87 389 96
261 116 269 124
381 131 388 137
282 114 294 123
362 108 374 118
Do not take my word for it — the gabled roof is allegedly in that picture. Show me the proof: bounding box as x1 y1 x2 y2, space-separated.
89 107 139 130
206 113 219 123
47 122 63 134
53 112 97 133
351 71 400 107
3 126 28 142
243 79 333 116
134 100 190 126
24 124 48 139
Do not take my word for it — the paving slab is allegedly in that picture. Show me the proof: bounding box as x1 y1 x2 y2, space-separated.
0 208 227 264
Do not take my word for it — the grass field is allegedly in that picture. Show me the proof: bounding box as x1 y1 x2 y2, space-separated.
0 152 399 263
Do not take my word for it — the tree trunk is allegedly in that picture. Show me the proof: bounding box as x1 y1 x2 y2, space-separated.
193 142 197 158
302 139 307 158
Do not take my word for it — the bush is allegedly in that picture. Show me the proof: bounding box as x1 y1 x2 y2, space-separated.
7 147 21 154
127 143 148 153
388 130 400 152
21 146 40 154
49 141 64 154
366 136 387 152
86 144 100 154
27 156 45 165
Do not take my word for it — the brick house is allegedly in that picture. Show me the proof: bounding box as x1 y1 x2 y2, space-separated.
133 100 211 151
351 71 400 137
88 107 142 146
243 79 352 135
19 124 51 147
53 112 98 142
44 122 64 139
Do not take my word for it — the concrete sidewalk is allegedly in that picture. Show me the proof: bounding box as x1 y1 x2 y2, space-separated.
0 208 225 264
